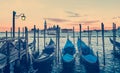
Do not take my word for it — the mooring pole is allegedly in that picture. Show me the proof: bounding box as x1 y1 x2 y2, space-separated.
4 31 10 73
88 26 91 46
33 25 36 51
6 40 10 73
113 23 116 54
37 28 40 53
11 27 12 38
79 24 82 56
44 20 47 49
96 30 99 46
67 30 69 39
101 23 105 66
96 51 99 65
12 11 16 38
73 27 75 45
6 31 8 39
25 27 29 68
22 27 24 37
88 26 90 46
55 25 58 65
18 27 21 60
13 27 21 73
79 24 82 40
57 25 60 64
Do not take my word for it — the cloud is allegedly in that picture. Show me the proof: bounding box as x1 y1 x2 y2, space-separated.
112 16 120 19
80 20 100 24
72 20 100 24
65 11 81 17
66 20 100 26
44 18 70 22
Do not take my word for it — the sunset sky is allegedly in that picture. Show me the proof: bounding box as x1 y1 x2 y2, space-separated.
0 0 120 32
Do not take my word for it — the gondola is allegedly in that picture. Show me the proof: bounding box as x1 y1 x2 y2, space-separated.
0 41 19 62
109 38 120 58
110 38 120 50
33 39 55 73
0 53 7 69
61 39 76 73
77 38 99 73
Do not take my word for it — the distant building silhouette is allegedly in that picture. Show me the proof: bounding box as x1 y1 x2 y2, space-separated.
61 29 73 33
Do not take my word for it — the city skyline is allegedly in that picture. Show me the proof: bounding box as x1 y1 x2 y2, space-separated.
0 0 120 32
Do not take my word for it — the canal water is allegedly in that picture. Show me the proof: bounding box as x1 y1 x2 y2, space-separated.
28 32 120 73
0 32 120 73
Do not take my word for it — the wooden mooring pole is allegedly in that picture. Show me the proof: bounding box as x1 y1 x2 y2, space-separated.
67 30 69 39
37 28 40 52
96 30 99 46
5 41 10 73
6 31 8 39
90 31 92 46
18 27 21 60
11 27 12 38
113 23 116 54
44 20 47 49
73 27 75 45
79 24 82 53
55 25 61 67
79 24 82 40
25 27 29 70
55 25 58 65
88 26 90 46
34 25 36 51
14 27 21 73
22 27 24 37
101 23 105 66
58 25 60 64
4 31 10 73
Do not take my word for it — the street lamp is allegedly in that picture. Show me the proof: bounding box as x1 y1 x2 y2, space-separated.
12 11 26 38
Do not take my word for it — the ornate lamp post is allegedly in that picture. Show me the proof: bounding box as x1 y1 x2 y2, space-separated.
12 11 26 38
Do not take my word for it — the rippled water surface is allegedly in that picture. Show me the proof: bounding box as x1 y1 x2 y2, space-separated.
0 32 120 73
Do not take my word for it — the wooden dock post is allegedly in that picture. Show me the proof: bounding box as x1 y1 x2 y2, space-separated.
73 27 75 45
14 27 21 73
12 11 16 38
55 25 61 67
79 24 82 55
55 26 58 66
96 51 99 65
90 31 92 46
22 27 24 37
67 30 69 39
25 27 29 68
58 25 60 64
6 31 8 39
4 31 10 73
37 28 40 53
18 27 21 60
44 20 47 48
79 24 82 40
33 25 36 51
5 41 10 73
112 23 116 54
101 23 105 66
87 26 90 46
11 27 12 38
96 30 99 46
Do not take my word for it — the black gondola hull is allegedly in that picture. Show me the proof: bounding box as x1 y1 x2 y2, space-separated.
80 55 100 73
33 53 54 73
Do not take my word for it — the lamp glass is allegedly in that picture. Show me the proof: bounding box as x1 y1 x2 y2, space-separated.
21 14 26 20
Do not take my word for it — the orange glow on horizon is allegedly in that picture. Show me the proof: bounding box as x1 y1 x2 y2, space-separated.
0 0 120 32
